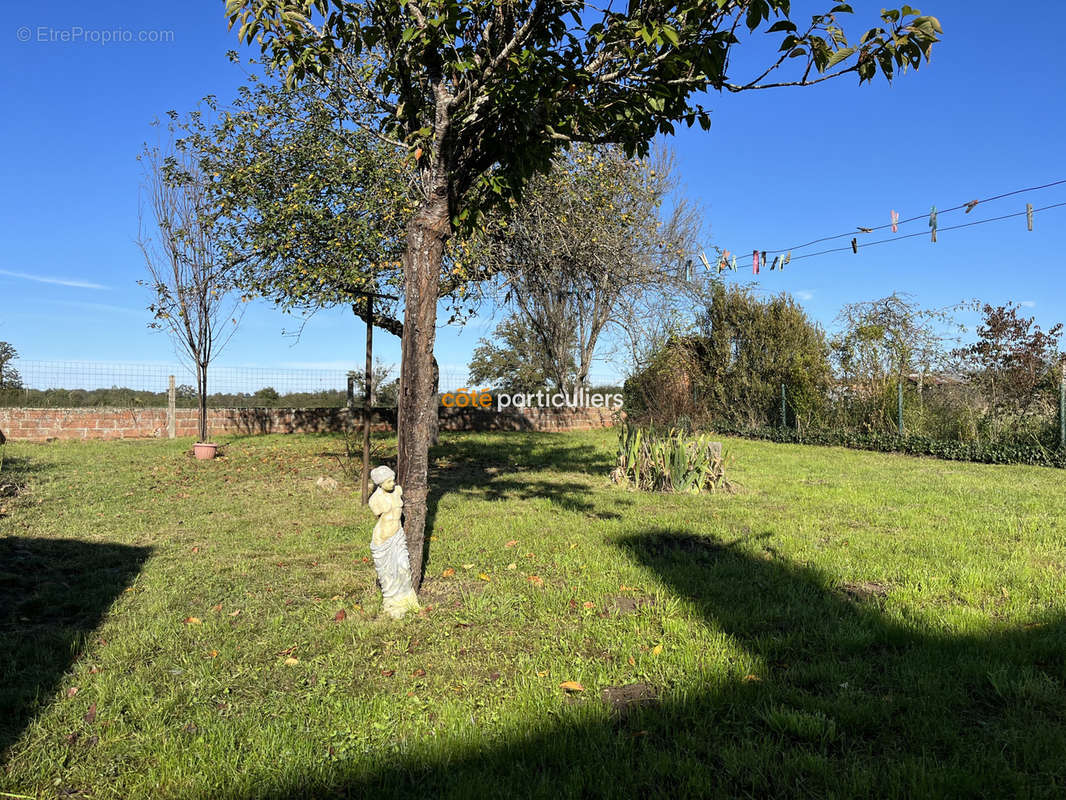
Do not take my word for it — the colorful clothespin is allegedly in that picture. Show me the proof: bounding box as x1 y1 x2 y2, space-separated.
857 226 873 233
730 255 737 272
783 252 791 269
851 237 858 254
965 200 979 214
929 206 938 243
1026 203 1034 231
752 250 760 275
891 210 899 233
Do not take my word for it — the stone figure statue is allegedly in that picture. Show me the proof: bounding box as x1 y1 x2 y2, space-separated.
367 465 419 619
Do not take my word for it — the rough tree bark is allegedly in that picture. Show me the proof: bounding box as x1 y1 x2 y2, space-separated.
396 186 449 591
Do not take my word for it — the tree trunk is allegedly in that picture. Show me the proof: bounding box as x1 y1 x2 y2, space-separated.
198 362 209 443
397 190 449 592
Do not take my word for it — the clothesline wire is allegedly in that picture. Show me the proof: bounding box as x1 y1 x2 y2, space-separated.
785 200 1066 262
760 178 1066 255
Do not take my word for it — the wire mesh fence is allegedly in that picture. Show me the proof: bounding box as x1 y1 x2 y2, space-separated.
0 360 622 409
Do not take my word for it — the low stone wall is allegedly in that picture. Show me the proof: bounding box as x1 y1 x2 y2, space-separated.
0 405 615 442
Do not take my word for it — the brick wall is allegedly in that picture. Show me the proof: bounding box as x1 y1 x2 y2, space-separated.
0 405 615 442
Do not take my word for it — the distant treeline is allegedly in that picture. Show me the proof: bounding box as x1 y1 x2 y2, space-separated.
0 386 392 409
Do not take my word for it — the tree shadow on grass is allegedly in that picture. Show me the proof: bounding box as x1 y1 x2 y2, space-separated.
0 537 152 758
420 431 621 574
215 528 1066 799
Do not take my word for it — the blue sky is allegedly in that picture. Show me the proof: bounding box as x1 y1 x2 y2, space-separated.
2 1 1064 388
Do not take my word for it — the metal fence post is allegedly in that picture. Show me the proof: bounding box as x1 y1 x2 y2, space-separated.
1060 364 1065 450
898 379 904 436
167 375 176 439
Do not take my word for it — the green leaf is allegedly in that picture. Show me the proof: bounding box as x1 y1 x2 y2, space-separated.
825 46 856 69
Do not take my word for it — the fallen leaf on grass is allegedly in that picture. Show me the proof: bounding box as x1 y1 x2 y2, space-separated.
651 644 663 655
208 650 218 658
628 656 636 667
84 703 97 724
228 609 241 617
559 681 585 693
743 674 761 682
507 562 517 570
334 609 347 622
211 604 223 612
524 552 535 559
283 657 300 666
442 567 455 577
276 645 297 657
583 601 594 609
462 563 474 570
183 617 202 626
505 540 518 548
66 687 79 698
478 573 491 582
381 669 395 677
411 668 426 677
527 575 544 587
536 670 549 677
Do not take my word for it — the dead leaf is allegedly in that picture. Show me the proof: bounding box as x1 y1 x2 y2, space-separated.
283 657 300 666
524 552 535 558
211 604 223 612
559 681 585 693
84 703 97 724
462 563 474 570
183 616 202 625
528 575 544 587
208 650 219 658
583 601 594 609
228 609 241 617
505 540 518 548
411 668 426 677
334 609 347 622
536 670 548 677
442 568 455 577
743 674 761 682
381 669 395 677
651 644 663 655
628 656 636 667
276 645 297 657
478 573 491 582
66 687 79 698
506 562 517 570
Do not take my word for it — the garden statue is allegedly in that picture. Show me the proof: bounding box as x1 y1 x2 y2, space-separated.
367 465 419 619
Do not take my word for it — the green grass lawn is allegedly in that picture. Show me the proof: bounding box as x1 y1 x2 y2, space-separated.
1 430 1065 799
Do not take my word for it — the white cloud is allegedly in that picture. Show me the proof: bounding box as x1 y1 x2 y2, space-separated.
1018 300 1036 308
795 290 815 301
0 268 107 290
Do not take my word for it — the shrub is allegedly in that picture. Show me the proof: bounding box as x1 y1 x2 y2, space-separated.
611 421 731 493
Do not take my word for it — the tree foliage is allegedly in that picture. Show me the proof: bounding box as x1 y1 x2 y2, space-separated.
954 303 1063 416
482 144 702 390
468 313 575 393
0 342 22 390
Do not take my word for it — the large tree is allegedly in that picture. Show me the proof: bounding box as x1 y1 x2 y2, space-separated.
0 342 21 390
228 0 942 590
482 144 702 391
468 313 575 393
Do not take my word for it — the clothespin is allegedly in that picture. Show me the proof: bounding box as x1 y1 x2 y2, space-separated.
1026 203 1034 231
761 251 767 268
851 237 858 254
783 252 791 269
857 226 873 233
730 255 737 272
770 255 781 271
965 200 979 214
698 250 711 272
752 250 760 275
929 206 938 243
891 210 899 233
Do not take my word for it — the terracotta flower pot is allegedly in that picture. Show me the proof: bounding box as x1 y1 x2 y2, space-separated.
193 442 218 460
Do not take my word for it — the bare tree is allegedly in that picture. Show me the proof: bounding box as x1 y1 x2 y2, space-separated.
138 133 242 443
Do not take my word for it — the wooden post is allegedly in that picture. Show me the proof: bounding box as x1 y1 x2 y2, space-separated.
167 375 176 439
361 295 374 504
1059 359 1065 450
